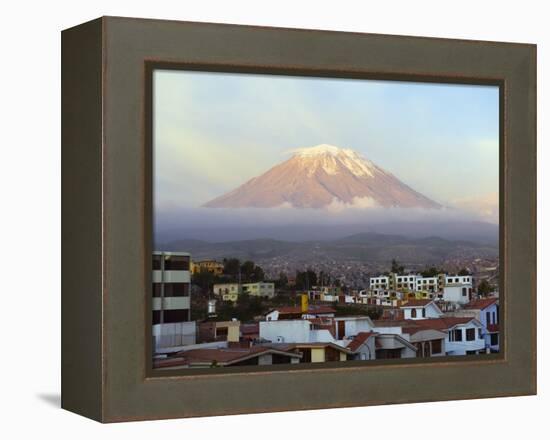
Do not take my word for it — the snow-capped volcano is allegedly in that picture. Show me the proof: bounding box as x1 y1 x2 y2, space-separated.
203 144 441 209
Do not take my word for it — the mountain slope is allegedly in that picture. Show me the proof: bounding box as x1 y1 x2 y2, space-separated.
203 144 441 209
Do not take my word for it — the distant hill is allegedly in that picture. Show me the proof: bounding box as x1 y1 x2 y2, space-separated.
159 232 498 264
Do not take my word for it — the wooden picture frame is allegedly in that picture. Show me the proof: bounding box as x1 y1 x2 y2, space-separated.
61 16 536 422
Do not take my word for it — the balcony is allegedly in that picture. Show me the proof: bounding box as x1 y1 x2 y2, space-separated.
152 270 190 283
152 296 190 311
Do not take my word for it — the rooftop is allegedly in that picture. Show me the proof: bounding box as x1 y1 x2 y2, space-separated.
347 332 377 352
463 298 498 310
400 299 434 308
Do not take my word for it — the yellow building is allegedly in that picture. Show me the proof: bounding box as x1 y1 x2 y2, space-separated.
214 282 275 302
215 321 240 343
191 260 224 275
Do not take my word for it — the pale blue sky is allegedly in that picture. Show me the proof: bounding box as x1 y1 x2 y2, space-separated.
154 69 499 220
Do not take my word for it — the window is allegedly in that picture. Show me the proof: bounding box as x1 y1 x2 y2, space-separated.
462 287 467 296
164 255 190 271
431 339 442 354
162 309 190 323
466 328 476 341
153 255 161 270
164 283 189 297
422 308 426 318
153 283 162 297
453 329 462 341
490 333 499 346
478 328 482 339
493 312 496 324
411 309 417 318
486 311 491 325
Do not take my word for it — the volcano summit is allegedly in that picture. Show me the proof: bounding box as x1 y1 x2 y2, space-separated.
203 144 441 209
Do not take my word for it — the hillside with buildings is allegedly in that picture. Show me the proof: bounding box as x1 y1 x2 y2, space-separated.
160 233 498 286
151 250 500 370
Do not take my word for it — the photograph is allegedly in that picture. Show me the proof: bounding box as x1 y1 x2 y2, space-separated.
151 69 500 370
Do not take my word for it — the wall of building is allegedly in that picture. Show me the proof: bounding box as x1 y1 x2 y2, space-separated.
260 320 311 343
152 321 196 351
443 285 471 304
311 347 325 362
354 337 377 360
446 324 485 355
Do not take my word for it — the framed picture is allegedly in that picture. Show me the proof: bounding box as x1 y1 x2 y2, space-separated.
62 16 536 422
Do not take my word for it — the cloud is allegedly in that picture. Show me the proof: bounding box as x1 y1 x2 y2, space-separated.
451 192 499 224
326 197 380 213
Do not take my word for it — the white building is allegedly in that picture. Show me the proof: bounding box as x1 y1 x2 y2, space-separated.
444 318 485 355
443 285 473 304
415 276 439 293
333 316 375 339
369 275 390 289
394 274 416 291
152 251 194 351
400 299 443 320
462 298 500 352
346 332 378 360
260 320 335 344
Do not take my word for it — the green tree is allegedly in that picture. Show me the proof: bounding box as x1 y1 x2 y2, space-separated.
421 266 439 277
391 259 405 275
223 258 241 280
295 269 317 290
458 268 471 276
477 279 493 296
275 272 288 289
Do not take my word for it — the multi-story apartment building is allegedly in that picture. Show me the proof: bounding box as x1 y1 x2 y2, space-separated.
191 259 224 275
415 276 439 293
369 275 390 290
152 251 195 351
213 282 275 302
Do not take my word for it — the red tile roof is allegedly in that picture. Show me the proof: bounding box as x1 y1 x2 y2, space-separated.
274 305 336 315
240 323 259 334
347 332 377 352
162 345 302 367
464 298 498 310
374 317 478 334
413 317 478 331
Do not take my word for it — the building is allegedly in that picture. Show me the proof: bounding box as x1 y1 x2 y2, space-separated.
213 282 275 302
152 251 195 351
374 334 418 359
197 320 241 344
441 275 473 303
265 305 336 321
463 298 500 352
243 282 275 299
400 299 443 320
415 276 440 293
332 316 375 339
369 275 390 290
191 259 224 275
154 345 302 369
346 332 377 360
260 319 334 344
420 317 485 355
374 316 484 356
